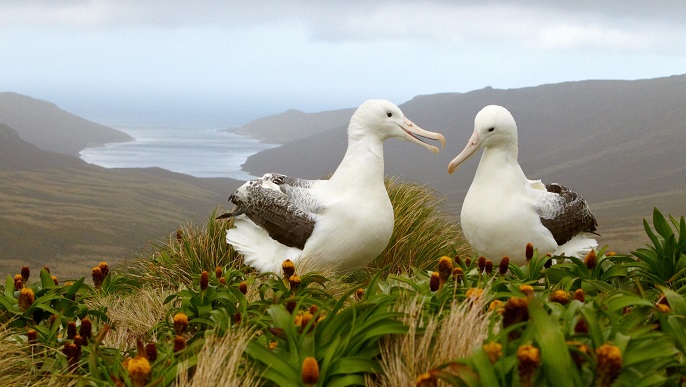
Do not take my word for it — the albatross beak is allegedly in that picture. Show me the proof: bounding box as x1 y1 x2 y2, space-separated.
448 130 481 174
400 117 446 154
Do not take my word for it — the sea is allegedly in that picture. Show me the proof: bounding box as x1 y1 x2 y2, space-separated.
79 125 278 181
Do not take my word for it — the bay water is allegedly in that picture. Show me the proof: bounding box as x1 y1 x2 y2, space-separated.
79 126 278 181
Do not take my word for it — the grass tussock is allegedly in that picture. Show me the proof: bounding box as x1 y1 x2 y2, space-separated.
368 178 471 276
88 286 177 350
122 208 242 287
370 292 492 386
0 321 35 386
175 326 260 387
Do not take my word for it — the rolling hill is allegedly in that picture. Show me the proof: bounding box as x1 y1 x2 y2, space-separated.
0 123 240 279
0 92 132 156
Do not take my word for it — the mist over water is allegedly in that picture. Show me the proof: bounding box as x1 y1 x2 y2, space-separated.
79 126 278 181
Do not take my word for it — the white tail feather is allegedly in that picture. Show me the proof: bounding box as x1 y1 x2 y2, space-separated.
554 234 598 258
226 216 301 273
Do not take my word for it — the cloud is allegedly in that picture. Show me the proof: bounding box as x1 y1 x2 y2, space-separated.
1 0 685 125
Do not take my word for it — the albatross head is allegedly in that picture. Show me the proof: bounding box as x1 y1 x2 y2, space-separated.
448 105 518 173
350 100 446 153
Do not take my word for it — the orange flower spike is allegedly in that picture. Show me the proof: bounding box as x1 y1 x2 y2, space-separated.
173 336 186 352
550 290 569 305
18 287 34 311
289 275 301 292
173 312 189 335
145 342 158 362
98 261 109 278
477 256 486 273
27 329 38 346
301 357 320 385
525 243 534 261
484 342 503 363
584 249 597 270
126 355 151 387
282 259 296 280
239 281 248 294
199 271 209 291
498 256 510 275
517 344 541 387
519 284 534 297
429 272 440 292
79 317 93 342
574 288 585 303
437 256 453 283
21 266 30 284
503 297 529 331
13 275 23 291
92 266 104 289
67 321 77 339
596 344 622 387
489 299 504 313
485 259 494 275
452 267 463 284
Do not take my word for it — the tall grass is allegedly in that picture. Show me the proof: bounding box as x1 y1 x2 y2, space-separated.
122 177 470 283
367 178 471 276
87 286 177 350
369 292 492 386
175 326 261 387
122 208 243 287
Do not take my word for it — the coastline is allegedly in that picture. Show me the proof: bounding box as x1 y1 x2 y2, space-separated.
78 125 280 181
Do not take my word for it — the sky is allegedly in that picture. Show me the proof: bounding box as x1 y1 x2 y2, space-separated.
2 0 686 128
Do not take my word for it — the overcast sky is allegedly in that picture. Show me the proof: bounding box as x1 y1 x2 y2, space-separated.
2 1 685 127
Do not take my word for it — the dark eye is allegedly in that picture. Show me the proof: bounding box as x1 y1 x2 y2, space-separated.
386 112 392 117
488 127 495 132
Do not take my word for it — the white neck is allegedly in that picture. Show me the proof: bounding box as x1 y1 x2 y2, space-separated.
329 132 385 189
473 143 525 190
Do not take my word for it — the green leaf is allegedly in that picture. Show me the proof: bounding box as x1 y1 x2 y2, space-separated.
470 346 499 386
4 275 14 299
40 268 55 289
658 286 686 315
652 208 674 240
528 297 579 387
326 373 368 387
328 357 377 376
64 277 85 300
245 341 300 387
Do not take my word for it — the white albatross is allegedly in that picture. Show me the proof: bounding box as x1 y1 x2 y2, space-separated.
448 105 598 264
218 100 446 273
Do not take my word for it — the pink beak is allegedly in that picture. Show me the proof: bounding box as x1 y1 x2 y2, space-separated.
448 130 481 174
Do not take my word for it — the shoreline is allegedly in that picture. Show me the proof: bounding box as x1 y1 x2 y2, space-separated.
78 126 280 181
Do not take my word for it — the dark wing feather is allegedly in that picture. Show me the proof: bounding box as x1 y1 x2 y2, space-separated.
538 183 598 246
226 178 316 250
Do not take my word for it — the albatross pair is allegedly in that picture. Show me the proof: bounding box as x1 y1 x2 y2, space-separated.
220 101 598 273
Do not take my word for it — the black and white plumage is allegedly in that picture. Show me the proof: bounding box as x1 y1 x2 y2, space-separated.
220 100 446 273
448 105 598 264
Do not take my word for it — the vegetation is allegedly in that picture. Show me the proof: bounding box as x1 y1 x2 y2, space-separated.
0 178 684 386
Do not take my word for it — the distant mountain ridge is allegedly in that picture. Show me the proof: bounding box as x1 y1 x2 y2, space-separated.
231 107 355 143
241 75 686 252
0 92 131 156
